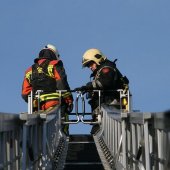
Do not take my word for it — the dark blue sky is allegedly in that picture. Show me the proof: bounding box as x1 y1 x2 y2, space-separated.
0 1 169 133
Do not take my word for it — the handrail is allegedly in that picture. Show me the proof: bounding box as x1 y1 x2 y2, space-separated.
0 112 21 131
152 111 170 170
80 90 101 124
0 105 66 170
20 111 42 170
0 112 22 170
95 105 170 170
62 91 80 124
80 89 130 124
20 106 62 170
1 90 169 170
28 90 80 125
39 106 61 169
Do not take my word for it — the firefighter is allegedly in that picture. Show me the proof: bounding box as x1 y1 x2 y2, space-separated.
21 44 73 135
74 48 128 134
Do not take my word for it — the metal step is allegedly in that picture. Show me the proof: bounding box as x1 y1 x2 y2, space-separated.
64 163 104 170
69 134 93 142
63 135 105 170
69 112 92 115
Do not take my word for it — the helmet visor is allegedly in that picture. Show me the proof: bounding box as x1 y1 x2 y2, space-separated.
82 59 92 67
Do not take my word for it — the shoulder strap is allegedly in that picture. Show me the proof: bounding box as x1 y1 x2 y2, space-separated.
39 60 50 74
32 63 39 75
32 60 50 74
107 59 129 86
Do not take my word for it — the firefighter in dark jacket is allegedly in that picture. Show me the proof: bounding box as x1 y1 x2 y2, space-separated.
75 48 122 110
74 48 128 134
21 44 73 135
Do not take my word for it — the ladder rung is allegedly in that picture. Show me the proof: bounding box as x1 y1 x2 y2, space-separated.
69 112 92 115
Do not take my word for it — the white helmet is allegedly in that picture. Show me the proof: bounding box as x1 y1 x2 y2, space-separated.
82 48 106 67
44 44 60 59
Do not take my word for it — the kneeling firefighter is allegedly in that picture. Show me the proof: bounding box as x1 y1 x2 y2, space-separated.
74 48 129 134
21 44 73 135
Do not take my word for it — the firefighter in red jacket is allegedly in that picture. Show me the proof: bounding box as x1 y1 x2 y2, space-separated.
21 44 73 135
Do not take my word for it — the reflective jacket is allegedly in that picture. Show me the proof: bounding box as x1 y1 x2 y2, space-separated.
22 58 73 107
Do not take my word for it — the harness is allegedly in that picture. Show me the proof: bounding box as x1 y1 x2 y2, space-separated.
94 59 129 90
30 60 57 94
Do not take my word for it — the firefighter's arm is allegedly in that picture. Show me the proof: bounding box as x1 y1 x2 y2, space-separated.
54 61 74 110
54 61 72 90
21 77 32 102
74 82 93 92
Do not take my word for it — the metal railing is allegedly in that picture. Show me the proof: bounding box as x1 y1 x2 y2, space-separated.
0 112 22 170
1 88 169 170
0 107 62 170
72 89 130 125
20 106 62 170
0 89 83 170
96 105 170 170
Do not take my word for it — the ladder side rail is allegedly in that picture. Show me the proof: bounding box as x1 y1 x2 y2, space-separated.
99 105 128 169
153 111 170 170
19 112 43 170
0 112 21 170
39 106 62 169
20 106 61 170
129 112 152 170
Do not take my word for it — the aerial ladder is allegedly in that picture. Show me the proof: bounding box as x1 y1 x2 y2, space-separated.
47 89 131 170
18 88 130 170
0 89 170 170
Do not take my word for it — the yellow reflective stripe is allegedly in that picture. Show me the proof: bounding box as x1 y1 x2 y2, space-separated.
25 70 32 82
48 64 54 78
37 67 43 73
62 92 72 98
40 93 60 101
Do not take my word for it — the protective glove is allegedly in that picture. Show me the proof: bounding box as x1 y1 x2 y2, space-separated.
66 103 73 113
74 86 87 92
86 82 93 89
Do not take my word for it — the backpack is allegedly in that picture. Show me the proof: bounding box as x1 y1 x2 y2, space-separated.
31 60 56 93
111 59 129 90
